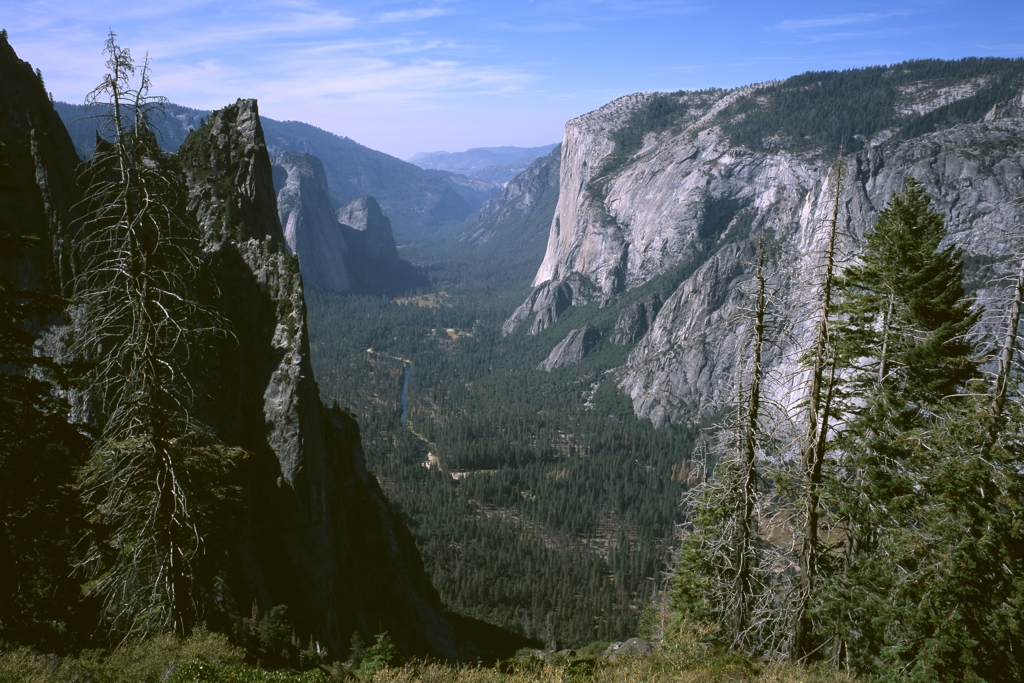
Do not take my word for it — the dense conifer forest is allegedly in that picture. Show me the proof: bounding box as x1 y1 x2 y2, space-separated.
304 222 705 646
718 57 1024 155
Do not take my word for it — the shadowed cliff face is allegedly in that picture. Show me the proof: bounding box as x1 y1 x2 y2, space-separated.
179 100 459 659
508 70 1024 427
272 150 353 293
0 36 81 295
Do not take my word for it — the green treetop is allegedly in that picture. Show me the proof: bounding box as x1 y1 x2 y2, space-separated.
835 176 979 406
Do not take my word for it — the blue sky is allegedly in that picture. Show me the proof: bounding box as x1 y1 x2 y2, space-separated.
4 1 1023 159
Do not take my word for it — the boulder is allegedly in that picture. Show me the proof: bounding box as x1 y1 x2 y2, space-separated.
603 637 652 661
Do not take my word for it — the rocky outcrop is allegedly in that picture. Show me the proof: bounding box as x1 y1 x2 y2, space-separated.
502 272 597 337
609 295 661 346
603 637 652 661
337 195 429 294
336 195 397 261
271 150 425 295
538 326 601 372
336 195 398 263
986 90 1024 121
273 150 352 292
178 100 459 659
510 65 1024 426
0 34 81 294
178 100 282 247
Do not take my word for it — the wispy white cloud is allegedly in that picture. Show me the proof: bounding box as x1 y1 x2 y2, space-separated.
9 0 1023 159
378 7 449 23
772 11 909 32
588 0 706 17
489 20 587 33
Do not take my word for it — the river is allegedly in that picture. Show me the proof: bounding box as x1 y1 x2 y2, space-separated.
399 365 411 427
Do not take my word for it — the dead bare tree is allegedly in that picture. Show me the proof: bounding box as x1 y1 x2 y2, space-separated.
72 32 238 640
987 248 1024 440
675 234 780 654
790 156 845 662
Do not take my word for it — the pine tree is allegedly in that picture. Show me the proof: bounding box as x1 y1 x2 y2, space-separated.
827 177 982 673
876 244 1024 681
834 177 979 405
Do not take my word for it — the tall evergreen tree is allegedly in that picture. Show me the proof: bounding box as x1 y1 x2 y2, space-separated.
826 177 982 673
834 177 979 405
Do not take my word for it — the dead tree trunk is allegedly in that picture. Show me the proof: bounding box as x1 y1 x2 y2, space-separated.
990 252 1024 427
791 158 844 661
730 237 768 649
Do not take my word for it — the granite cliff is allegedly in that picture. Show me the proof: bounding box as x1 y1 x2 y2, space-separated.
0 37 81 295
176 99 459 658
506 60 1024 427
272 151 427 295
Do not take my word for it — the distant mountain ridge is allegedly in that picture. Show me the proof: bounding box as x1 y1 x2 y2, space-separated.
53 102 496 242
457 144 561 255
409 144 559 186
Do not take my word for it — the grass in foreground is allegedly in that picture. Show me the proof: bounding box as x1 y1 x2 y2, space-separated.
0 630 859 683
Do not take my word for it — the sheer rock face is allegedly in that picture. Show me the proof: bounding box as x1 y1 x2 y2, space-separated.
273 150 352 292
272 150 421 295
509 82 1024 427
0 36 81 294
179 100 458 660
335 195 422 295
538 326 601 372
610 295 662 346
336 195 399 264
